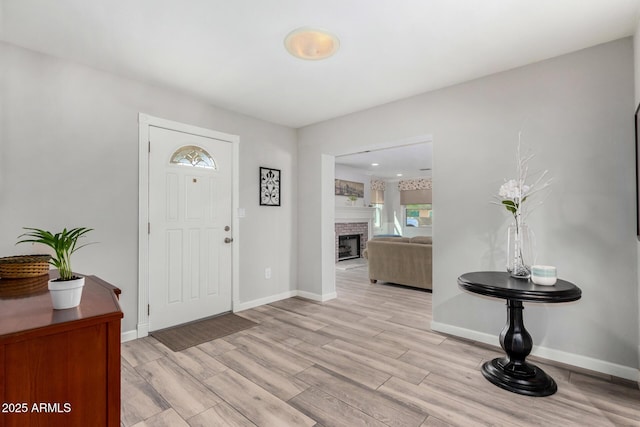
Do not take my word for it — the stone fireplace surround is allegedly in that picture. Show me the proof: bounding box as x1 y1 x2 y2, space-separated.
334 206 375 263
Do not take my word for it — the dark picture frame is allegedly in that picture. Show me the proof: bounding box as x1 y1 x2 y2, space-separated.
635 103 640 238
260 167 281 206
334 179 365 197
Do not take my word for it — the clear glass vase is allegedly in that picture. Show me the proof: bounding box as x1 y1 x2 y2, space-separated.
506 222 534 279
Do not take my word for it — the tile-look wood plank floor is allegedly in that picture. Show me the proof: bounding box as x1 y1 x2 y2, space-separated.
121 267 640 426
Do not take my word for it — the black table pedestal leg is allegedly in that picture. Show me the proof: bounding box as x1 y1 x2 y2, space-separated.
481 299 557 396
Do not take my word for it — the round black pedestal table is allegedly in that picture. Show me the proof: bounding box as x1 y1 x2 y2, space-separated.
458 271 581 397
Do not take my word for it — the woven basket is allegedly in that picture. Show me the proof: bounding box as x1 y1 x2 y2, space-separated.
0 255 51 279
0 275 49 298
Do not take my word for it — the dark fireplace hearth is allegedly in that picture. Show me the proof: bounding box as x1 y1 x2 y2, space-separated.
335 222 368 262
338 234 361 261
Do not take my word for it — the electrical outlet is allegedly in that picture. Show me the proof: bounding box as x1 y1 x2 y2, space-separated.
265 267 272 279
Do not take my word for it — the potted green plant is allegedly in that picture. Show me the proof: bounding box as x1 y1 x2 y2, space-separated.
17 227 94 309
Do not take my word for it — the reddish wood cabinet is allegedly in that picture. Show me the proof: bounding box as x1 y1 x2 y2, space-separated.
0 274 122 427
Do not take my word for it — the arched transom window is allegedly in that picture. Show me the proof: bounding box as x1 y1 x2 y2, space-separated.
170 145 217 169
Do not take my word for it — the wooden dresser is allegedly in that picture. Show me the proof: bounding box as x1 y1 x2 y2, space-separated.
0 273 123 427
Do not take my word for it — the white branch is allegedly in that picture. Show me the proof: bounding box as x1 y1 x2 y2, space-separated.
495 131 552 222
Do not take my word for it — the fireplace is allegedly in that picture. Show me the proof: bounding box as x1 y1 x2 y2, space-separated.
334 209 373 263
338 234 361 261
335 222 368 262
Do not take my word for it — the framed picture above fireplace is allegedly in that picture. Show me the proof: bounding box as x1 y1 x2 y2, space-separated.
335 179 364 197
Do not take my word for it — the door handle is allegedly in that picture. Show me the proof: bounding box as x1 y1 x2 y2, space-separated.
224 237 234 244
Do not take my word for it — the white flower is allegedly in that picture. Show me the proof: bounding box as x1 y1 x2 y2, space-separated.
492 132 552 220
498 179 530 201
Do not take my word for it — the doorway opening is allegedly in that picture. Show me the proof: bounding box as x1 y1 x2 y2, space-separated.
334 141 433 240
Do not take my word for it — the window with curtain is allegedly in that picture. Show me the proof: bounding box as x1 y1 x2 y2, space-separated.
399 178 432 228
405 204 432 227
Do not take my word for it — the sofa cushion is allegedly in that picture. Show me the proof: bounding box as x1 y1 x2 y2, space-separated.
410 236 432 244
372 236 411 243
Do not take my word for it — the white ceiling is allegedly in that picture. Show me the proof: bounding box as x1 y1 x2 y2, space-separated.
1 0 639 128
336 143 432 180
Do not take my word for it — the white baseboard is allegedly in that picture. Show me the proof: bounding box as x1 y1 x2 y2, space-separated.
431 321 639 382
121 329 138 343
234 290 297 312
296 290 337 302
234 289 337 311
430 321 499 347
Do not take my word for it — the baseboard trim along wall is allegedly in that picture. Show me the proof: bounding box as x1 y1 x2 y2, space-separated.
121 329 138 343
234 290 298 312
123 289 338 342
430 321 639 382
296 290 338 302
234 289 337 309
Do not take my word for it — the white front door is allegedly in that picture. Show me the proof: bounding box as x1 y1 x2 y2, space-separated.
148 126 233 331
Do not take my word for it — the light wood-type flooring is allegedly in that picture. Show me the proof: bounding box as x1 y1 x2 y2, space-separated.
121 267 640 426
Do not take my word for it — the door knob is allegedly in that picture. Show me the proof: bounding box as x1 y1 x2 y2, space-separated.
224 237 234 243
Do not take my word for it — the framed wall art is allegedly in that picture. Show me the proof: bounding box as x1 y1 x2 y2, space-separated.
260 167 281 206
334 179 364 197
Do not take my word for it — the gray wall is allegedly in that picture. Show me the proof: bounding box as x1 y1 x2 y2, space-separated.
0 42 298 334
298 38 638 375
334 164 370 207
2 35 637 376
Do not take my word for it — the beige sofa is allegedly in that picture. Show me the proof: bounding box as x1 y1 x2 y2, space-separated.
363 236 432 290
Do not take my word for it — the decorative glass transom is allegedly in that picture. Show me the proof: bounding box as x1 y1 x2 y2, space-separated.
170 145 216 169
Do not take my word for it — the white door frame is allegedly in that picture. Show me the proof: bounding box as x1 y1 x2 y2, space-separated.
137 113 240 338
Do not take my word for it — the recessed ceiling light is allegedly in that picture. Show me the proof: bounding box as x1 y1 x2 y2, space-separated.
284 27 340 60
371 163 379 166
396 173 403 177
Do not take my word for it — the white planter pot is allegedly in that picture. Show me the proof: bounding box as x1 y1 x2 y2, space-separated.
48 277 85 310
